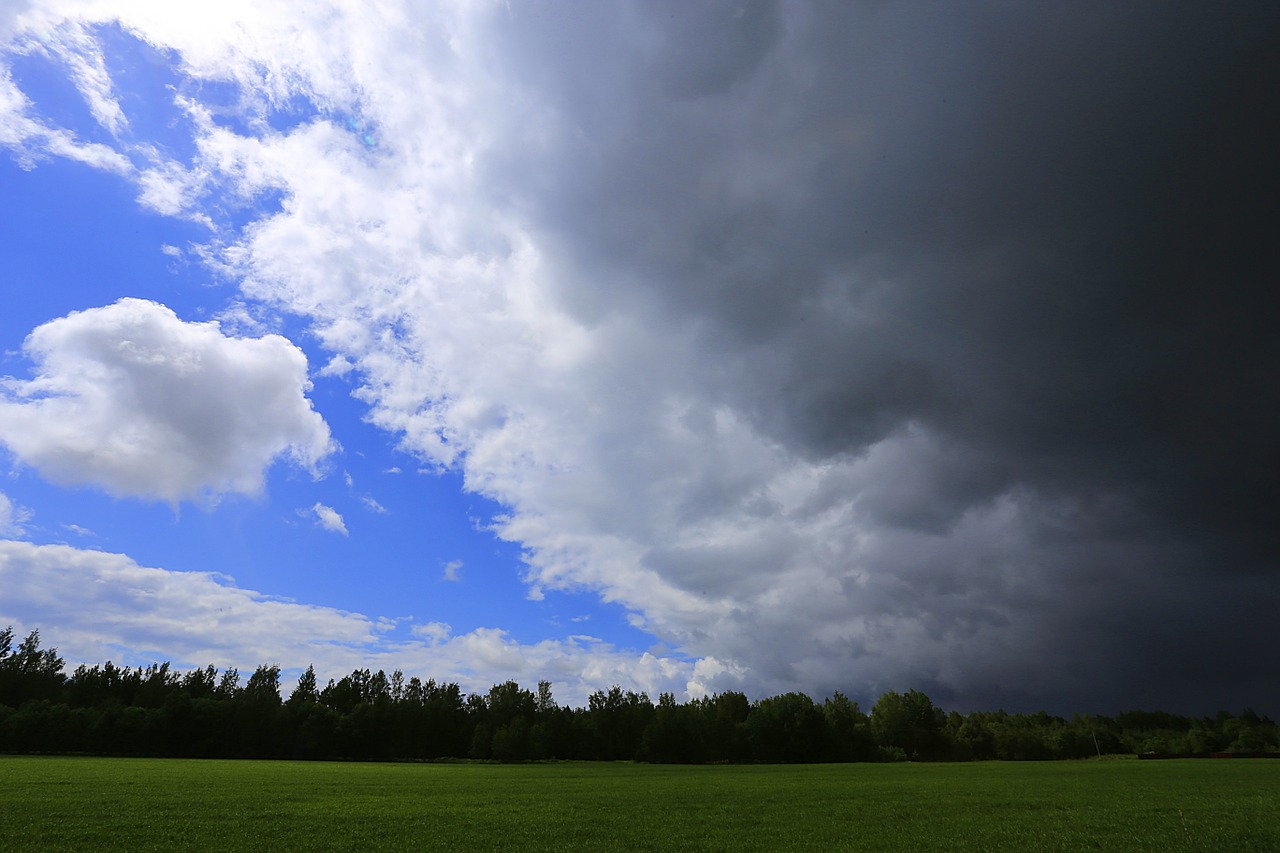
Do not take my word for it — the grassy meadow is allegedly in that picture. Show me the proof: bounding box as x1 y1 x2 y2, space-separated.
1 756 1277 851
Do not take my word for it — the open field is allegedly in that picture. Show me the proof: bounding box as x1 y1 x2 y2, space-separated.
1 756 1276 851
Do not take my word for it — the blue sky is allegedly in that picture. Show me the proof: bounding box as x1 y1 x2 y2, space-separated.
2 3 1278 714
1 147 588 636
0 147 659 671
0 14 676 702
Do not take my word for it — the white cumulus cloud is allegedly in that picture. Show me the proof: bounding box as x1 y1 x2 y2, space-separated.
0 298 335 504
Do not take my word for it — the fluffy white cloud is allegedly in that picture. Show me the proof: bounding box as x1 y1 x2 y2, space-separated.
0 298 334 503
0 540 695 704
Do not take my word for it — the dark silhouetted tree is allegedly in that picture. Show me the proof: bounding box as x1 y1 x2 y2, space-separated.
0 628 65 707
870 689 945 761
747 692 827 762
288 666 320 706
824 692 875 761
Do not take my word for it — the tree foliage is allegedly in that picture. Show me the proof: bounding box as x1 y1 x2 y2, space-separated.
1 627 1277 763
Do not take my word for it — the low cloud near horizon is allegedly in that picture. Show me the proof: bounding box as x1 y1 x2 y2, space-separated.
0 540 696 705
1 2 1277 714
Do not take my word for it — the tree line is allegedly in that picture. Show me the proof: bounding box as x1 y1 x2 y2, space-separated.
2 628 1276 762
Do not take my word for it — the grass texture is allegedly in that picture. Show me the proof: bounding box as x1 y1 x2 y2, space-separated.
1 756 1276 851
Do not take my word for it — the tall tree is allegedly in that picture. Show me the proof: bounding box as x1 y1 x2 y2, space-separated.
870 689 946 760
0 628 65 707
287 666 319 706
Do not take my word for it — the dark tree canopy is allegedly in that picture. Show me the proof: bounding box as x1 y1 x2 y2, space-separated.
0 627 1276 764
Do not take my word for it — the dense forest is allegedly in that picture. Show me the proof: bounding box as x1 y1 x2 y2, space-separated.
2 628 1276 763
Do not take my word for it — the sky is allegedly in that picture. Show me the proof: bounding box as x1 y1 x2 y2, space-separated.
1 1 1277 715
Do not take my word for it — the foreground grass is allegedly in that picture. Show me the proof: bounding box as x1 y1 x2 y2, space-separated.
1 756 1277 851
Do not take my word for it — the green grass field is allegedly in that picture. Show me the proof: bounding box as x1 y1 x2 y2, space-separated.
1 756 1276 851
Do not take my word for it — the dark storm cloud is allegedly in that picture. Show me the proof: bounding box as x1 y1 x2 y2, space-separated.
483 2 1280 712
649 0 782 99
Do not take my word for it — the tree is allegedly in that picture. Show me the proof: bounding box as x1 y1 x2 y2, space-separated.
486 681 537 728
390 670 405 703
0 628 65 707
746 692 827 762
536 681 557 714
870 689 945 761
705 692 750 761
587 686 654 760
479 681 537 761
641 692 705 763
181 665 219 700
244 665 282 705
824 692 874 761
287 666 320 706
215 668 241 699
134 663 178 708
953 712 997 761
320 674 361 715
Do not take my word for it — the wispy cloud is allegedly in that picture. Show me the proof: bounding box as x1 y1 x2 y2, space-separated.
0 491 31 537
309 503 348 536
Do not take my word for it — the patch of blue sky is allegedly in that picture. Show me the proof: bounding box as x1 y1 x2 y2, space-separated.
0 156 216 339
301 383 538 633
292 367 657 653
6 51 117 149
0 44 659 678
93 24 201 165
239 185 289 220
181 77 256 137
174 77 317 145
538 588 667 653
264 91 323 136
0 162 542 647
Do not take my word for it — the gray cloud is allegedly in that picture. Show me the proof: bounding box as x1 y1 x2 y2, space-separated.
472 2 1280 711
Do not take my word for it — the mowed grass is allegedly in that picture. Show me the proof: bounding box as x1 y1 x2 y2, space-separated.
1 756 1277 852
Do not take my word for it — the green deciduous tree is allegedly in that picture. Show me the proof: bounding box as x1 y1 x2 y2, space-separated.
870 689 946 761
